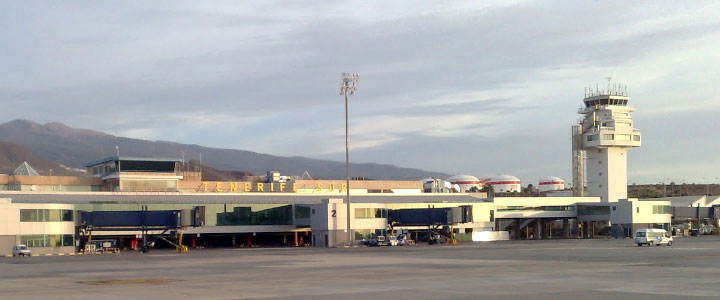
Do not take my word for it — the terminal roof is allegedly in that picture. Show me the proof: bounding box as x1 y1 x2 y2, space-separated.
83 156 183 167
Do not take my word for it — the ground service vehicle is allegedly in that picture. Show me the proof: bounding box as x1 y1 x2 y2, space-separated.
84 240 120 254
635 229 673 246
12 244 31 257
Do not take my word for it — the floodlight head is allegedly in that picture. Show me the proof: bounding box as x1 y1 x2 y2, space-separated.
340 73 359 95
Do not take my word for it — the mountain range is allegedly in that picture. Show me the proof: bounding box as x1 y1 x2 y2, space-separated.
0 119 449 180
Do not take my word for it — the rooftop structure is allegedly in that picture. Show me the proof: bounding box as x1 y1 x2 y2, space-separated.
12 161 39 176
84 156 185 192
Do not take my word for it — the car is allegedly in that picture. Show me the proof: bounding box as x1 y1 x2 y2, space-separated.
635 229 673 246
12 244 31 257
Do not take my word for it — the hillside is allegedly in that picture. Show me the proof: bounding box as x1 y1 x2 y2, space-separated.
0 140 83 175
0 119 450 180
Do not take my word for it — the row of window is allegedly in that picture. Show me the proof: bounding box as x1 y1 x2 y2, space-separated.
577 205 611 215
602 122 632 127
652 205 671 214
586 134 641 142
584 99 628 107
21 234 74 247
496 206 575 212
20 209 73 222
355 208 388 219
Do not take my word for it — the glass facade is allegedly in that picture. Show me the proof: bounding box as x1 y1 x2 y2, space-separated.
652 205 671 214
216 205 293 225
21 234 74 247
354 208 387 219
74 203 294 227
20 209 73 222
616 134 632 141
577 205 610 215
295 206 311 219
496 206 575 212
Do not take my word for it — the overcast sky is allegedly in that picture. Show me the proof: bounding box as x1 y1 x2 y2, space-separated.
1 1 719 184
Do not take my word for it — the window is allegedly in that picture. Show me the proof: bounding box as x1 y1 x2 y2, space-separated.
636 207 640 213
616 134 631 141
587 134 598 141
615 112 629 117
497 206 524 211
652 205 671 214
355 208 385 219
374 208 388 218
577 205 610 215
602 134 614 140
615 121 631 127
20 209 73 222
497 206 574 212
633 135 641 141
20 234 74 247
62 210 73 221
295 206 311 219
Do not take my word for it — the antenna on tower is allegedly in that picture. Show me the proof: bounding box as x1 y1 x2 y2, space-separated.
181 150 185 172
606 76 612 94
114 130 120 158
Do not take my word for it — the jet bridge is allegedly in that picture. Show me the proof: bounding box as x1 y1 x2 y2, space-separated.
77 206 205 252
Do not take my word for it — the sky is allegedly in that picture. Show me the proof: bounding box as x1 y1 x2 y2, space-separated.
0 1 719 184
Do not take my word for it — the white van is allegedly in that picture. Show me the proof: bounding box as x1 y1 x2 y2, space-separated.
635 229 673 247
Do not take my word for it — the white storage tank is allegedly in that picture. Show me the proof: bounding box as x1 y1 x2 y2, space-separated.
446 174 483 192
485 174 522 193
538 176 565 192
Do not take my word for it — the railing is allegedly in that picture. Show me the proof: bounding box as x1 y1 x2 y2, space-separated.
113 187 180 193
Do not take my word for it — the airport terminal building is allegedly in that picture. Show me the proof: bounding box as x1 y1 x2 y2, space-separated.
2 86 711 256
0 156 682 256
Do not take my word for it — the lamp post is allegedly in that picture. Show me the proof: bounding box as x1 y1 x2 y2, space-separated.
340 72 359 246
661 181 667 198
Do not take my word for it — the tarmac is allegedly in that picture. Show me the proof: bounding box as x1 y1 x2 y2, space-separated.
2 236 720 299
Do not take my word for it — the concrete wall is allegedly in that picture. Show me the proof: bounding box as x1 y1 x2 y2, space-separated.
494 197 600 219
0 199 75 236
610 199 671 232
0 198 76 255
631 200 672 225
586 147 628 203
653 196 720 208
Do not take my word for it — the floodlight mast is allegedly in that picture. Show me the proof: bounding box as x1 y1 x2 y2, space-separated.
340 73 358 247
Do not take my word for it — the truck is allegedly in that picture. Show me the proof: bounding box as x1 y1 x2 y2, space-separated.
84 239 120 254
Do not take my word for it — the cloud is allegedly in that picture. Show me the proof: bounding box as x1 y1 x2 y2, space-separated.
0 1 719 183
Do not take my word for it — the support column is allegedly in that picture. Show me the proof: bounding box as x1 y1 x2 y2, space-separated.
535 218 544 240
294 232 299 247
513 219 521 240
546 220 552 239
583 221 590 239
563 219 570 239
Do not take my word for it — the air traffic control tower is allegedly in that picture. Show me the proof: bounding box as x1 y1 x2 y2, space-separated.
572 81 641 202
